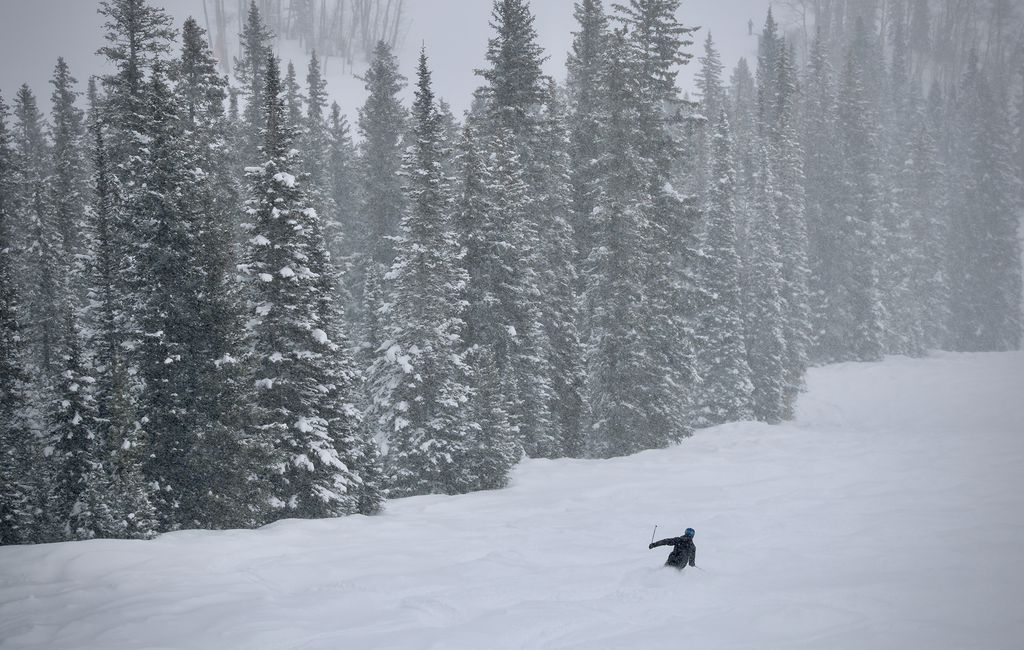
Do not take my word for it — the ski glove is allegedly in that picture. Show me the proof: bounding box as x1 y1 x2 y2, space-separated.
648 543 655 549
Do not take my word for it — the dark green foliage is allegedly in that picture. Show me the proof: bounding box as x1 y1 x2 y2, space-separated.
242 54 376 519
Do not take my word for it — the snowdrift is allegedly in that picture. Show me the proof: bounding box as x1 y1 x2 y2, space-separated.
2 352 1022 649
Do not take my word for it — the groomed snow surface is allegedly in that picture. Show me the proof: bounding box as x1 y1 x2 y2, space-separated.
2 352 1023 649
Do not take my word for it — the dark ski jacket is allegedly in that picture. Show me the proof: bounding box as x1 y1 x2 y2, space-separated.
650 535 696 569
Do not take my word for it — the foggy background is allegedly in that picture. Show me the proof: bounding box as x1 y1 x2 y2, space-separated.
0 0 773 117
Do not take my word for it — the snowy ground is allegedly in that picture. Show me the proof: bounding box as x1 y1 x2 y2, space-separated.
1 352 1023 649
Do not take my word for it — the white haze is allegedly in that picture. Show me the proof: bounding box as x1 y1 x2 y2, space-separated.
0 0 773 118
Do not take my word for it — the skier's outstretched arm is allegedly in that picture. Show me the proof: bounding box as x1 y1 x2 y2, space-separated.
689 544 697 567
649 537 680 549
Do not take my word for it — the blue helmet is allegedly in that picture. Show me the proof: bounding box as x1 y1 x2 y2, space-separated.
685 528 695 537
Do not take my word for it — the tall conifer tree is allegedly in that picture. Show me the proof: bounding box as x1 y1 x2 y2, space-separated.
367 51 475 496
242 54 375 519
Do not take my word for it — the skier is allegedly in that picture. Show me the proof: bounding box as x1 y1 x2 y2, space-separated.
649 527 697 569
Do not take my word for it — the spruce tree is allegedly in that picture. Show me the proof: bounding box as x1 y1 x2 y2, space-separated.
477 0 568 457
355 42 407 365
833 20 885 362
695 112 754 426
691 33 725 198
302 52 331 198
947 52 1023 351
566 0 608 278
366 51 475 497
283 62 305 135
46 313 96 540
756 7 782 131
770 45 812 417
486 127 557 458
234 1 275 167
13 85 65 382
83 122 156 540
49 58 87 262
696 33 726 126
477 0 548 134
325 102 358 275
530 83 586 457
610 0 698 443
133 64 202 529
454 123 520 489
744 148 788 424
583 27 686 457
98 0 176 164
0 93 38 545
357 41 407 269
242 54 372 519
801 30 843 363
728 57 757 257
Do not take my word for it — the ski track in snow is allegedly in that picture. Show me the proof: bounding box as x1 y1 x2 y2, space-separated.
1 352 1023 649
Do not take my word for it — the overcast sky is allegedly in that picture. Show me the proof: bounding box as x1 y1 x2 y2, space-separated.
0 0 777 119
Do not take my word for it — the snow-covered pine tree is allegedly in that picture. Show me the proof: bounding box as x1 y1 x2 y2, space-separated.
484 126 557 458
283 62 304 135
167 18 269 530
690 32 726 198
475 0 567 457
366 50 475 497
354 41 407 367
49 58 87 264
769 45 812 419
242 53 368 519
0 93 39 545
532 83 586 458
357 41 407 269
132 63 207 530
566 0 608 271
37 61 93 531
801 29 843 364
477 0 548 134
611 0 698 441
584 27 682 457
325 102 358 271
903 118 949 351
46 312 97 540
96 0 178 397
453 123 521 489
728 56 757 256
744 147 788 424
302 52 331 207
694 111 754 427
873 16 925 358
755 7 782 133
947 51 1023 351
98 0 176 162
82 121 157 540
305 211 385 515
12 85 65 383
696 33 726 129
233 1 275 167
833 19 885 362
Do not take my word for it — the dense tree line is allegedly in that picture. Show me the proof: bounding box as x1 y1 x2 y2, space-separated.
1 0 1020 544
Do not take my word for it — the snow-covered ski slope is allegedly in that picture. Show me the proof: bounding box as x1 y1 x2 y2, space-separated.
2 352 1022 649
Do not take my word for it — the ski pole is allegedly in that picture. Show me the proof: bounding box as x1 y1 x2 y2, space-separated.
693 565 708 573
650 525 658 545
